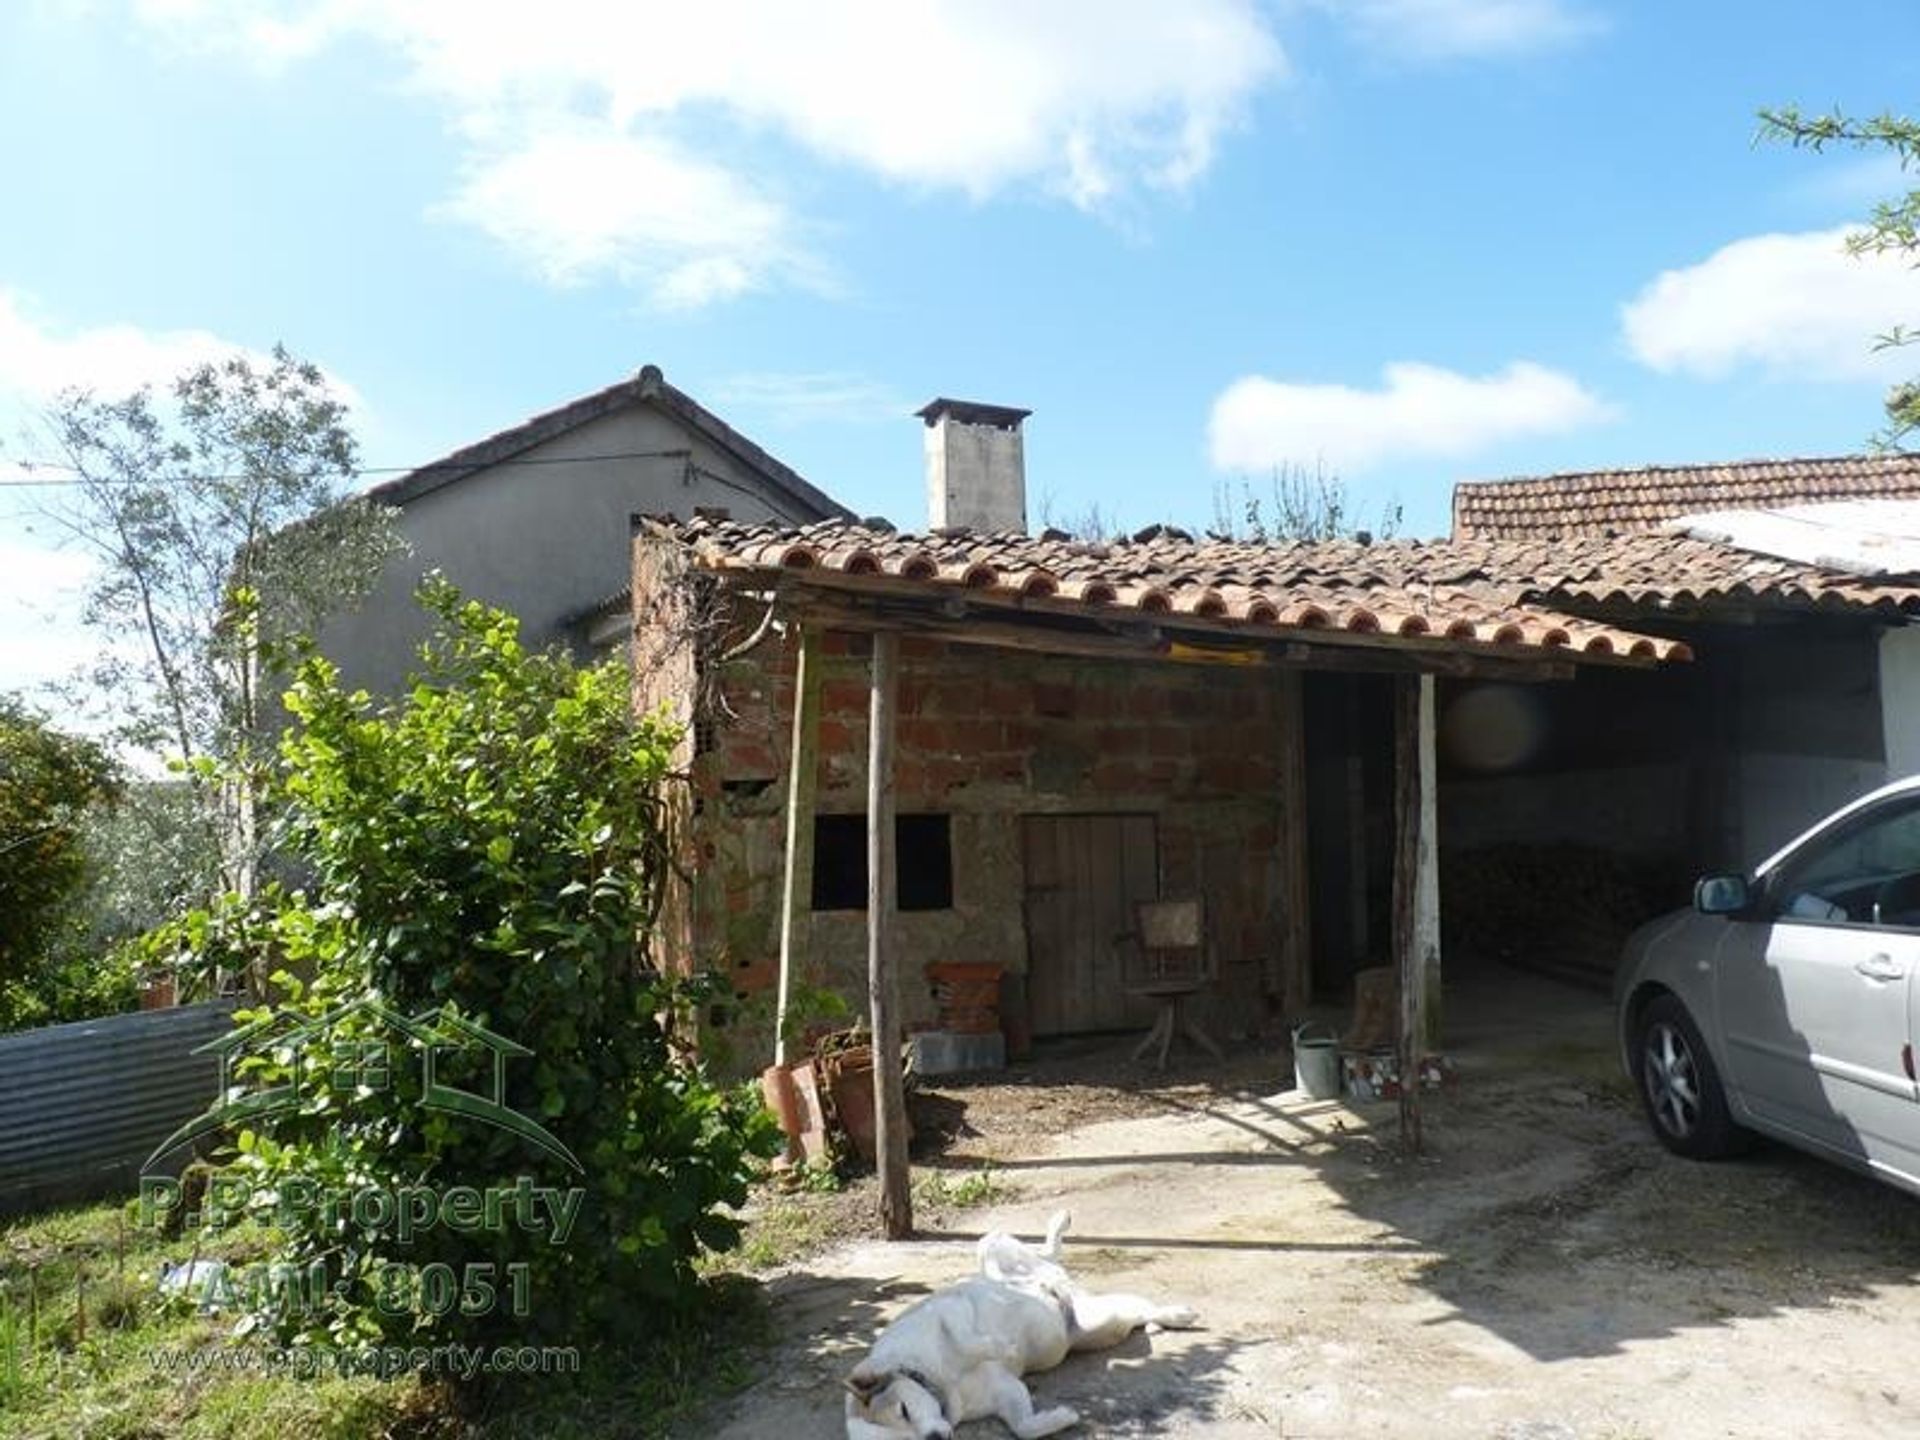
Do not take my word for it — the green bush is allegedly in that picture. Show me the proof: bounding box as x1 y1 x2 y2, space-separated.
0 697 123 1029
148 578 778 1352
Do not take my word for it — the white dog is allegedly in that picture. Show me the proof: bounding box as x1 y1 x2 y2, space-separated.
844 1212 1198 1439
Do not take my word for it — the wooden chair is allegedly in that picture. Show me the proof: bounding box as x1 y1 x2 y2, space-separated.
1125 898 1223 1069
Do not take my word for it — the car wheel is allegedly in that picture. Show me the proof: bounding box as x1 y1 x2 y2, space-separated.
1634 994 1745 1160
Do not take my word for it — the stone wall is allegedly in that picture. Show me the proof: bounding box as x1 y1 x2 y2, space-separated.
683 625 1308 1058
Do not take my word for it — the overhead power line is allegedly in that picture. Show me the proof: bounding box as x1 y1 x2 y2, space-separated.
0 447 700 490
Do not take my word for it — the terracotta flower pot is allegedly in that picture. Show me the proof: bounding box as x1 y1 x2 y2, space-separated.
825 1048 880 1165
789 1059 832 1165
760 1063 804 1165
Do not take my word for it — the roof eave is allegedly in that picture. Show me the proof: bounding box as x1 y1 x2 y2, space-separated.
694 561 1687 673
366 366 855 521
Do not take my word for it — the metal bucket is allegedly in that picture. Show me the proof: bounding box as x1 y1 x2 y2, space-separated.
1292 1023 1342 1100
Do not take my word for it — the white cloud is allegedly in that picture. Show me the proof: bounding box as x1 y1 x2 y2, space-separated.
1784 152 1914 212
0 530 99 694
125 1 1288 304
437 128 821 309
711 371 909 426
0 289 268 406
1331 0 1602 60
1208 360 1612 473
1622 227 1920 381
0 290 363 457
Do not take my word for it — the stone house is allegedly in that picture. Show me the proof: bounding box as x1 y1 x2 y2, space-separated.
628 404 1694 1057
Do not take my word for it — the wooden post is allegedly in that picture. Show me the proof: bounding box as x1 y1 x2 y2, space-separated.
1414 673 1442 1048
1274 670 1312 1018
867 631 913 1238
1392 675 1425 1154
773 626 822 1067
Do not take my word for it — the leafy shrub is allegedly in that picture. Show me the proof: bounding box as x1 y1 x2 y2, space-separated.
149 579 778 1351
0 698 122 1029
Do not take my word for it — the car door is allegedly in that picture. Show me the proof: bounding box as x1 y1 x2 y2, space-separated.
1714 794 1920 1181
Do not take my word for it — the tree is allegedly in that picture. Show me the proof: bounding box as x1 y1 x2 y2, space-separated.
1211 461 1403 543
0 696 121 1024
30 346 402 893
1760 105 1920 448
147 579 776 1352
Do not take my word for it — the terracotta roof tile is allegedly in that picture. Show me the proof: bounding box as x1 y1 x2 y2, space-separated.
1453 454 1920 541
646 516 1734 665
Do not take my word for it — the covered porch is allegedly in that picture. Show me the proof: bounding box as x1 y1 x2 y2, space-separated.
630 515 1692 1230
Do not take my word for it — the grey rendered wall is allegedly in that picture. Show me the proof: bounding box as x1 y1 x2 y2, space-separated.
1438 620 1889 876
316 403 821 697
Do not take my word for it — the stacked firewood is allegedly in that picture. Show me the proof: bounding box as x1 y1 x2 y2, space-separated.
1441 844 1686 990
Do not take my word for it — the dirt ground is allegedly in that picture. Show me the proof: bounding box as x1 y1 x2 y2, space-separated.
702 969 1920 1439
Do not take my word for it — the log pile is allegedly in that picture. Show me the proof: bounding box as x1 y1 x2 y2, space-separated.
1441 844 1687 990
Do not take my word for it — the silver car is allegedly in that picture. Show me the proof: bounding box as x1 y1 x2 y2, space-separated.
1616 777 1920 1196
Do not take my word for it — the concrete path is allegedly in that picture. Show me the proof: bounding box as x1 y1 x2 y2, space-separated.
705 973 1920 1438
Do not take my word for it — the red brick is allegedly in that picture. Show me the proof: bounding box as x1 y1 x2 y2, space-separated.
927 757 973 792
725 741 776 775
947 719 999 753
1126 686 1165 720
1034 682 1074 718
985 680 1027 713
821 679 867 713
913 717 950 751
1146 726 1186 758
934 678 981 714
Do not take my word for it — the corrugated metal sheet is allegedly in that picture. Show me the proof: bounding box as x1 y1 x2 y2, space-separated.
0 1001 236 1215
1674 499 1920 578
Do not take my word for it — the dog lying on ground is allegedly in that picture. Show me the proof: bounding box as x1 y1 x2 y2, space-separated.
844 1211 1199 1439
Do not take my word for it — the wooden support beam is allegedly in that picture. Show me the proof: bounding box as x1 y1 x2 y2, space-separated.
1391 675 1425 1155
866 631 912 1239
773 625 822 1068
1273 670 1312 1018
782 591 1582 683
1414 674 1441 1049
746 568 1665 669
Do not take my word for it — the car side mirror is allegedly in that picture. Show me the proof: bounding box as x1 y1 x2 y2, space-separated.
1694 873 1751 916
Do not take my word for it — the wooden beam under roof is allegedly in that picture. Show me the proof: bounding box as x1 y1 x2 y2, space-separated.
774 586 1582 682
691 561 1676 672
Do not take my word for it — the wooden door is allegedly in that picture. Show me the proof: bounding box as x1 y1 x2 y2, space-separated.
1022 814 1159 1037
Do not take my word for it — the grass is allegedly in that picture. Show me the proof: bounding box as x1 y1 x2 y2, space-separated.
0 1164 1025 1435
913 1162 1011 1211
0 1196 780 1440
722 1194 844 1273
0 1197 432 1440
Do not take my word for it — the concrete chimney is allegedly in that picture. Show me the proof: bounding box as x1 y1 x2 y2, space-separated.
916 398 1031 533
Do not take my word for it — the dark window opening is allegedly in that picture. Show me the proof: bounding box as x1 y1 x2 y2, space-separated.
811 813 953 912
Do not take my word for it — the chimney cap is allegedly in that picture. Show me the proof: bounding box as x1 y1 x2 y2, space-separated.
915 397 1032 430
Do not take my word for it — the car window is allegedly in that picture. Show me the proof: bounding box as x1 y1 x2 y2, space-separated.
1771 799 1920 927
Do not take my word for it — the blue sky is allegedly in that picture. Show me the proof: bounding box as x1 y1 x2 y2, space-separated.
3 0 1919 700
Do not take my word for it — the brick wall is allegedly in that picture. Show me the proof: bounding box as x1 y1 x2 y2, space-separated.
682 625 1307 1058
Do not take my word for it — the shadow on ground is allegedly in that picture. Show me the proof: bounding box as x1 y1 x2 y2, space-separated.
702 962 1920 1436
1022 961 1920 1365
703 1267 1251 1438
